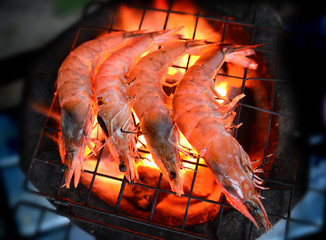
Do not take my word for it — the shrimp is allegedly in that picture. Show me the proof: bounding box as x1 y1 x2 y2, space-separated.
57 30 143 188
126 40 207 196
172 44 272 230
94 28 183 182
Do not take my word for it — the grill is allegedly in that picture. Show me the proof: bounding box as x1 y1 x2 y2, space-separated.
21 0 317 239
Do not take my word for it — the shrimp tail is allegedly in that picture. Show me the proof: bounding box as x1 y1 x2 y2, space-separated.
223 44 263 70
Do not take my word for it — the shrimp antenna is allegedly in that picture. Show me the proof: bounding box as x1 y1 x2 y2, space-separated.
170 134 199 158
127 77 137 85
179 144 198 158
136 137 147 149
138 154 152 163
168 136 194 158
120 127 139 134
83 139 107 161
131 112 138 125
182 165 198 173
138 149 150 154
84 140 97 157
251 152 275 170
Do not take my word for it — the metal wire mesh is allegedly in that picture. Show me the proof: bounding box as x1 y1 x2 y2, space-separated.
24 1 323 239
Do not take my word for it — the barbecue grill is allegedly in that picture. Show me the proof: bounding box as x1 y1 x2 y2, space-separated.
20 0 314 239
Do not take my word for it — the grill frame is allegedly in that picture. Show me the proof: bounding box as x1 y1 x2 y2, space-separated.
22 1 318 239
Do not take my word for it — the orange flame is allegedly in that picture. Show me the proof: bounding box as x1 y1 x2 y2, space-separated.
215 82 228 104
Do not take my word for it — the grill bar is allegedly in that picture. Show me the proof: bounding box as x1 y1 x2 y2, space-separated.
238 102 291 118
85 146 104 205
148 173 163 222
215 198 225 236
115 177 127 212
30 152 314 194
25 182 323 231
172 64 284 82
261 64 279 167
26 161 318 227
124 4 281 32
234 1 257 139
285 154 297 239
24 185 216 240
181 157 200 229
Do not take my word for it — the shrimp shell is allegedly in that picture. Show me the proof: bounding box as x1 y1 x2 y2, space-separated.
57 30 143 188
172 44 272 230
94 28 183 182
127 40 207 196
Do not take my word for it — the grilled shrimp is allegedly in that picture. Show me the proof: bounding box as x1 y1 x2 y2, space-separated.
172 44 272 230
94 28 182 182
127 40 206 195
57 30 143 188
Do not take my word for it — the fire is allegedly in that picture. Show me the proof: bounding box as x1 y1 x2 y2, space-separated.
215 82 228 104
113 0 222 82
215 82 228 97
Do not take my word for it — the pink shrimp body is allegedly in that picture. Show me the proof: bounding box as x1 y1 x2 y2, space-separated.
57 31 143 188
172 45 272 230
94 28 182 182
127 40 206 195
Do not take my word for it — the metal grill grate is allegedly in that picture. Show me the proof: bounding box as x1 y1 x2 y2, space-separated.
24 1 323 239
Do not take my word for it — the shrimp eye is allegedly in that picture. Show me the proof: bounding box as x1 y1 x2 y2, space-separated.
119 163 126 172
97 97 103 105
170 171 176 179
